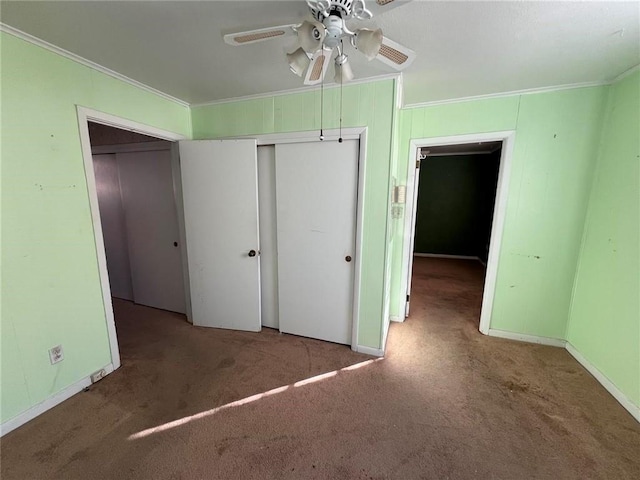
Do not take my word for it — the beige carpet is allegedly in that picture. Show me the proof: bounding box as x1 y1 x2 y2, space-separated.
2 257 638 479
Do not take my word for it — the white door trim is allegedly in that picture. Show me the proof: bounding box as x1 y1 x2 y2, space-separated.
400 131 516 335
404 148 422 317
76 106 187 370
224 127 367 353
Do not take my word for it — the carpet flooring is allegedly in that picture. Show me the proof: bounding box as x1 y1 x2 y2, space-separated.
1 257 638 479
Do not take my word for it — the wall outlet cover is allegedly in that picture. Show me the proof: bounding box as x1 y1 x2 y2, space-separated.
90 369 107 384
49 345 64 364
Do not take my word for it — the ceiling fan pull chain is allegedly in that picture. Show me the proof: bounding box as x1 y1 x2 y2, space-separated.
226 0 416 87
320 48 325 141
339 40 344 143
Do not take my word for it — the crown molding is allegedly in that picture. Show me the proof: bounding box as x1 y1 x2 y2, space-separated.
403 81 610 109
190 73 401 108
0 23 190 108
611 63 640 83
4 21 636 113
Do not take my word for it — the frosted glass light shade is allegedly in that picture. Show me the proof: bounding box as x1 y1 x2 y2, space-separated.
298 20 326 53
334 54 354 83
355 28 383 60
287 47 310 77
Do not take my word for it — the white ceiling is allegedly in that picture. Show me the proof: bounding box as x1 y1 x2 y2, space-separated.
1 1 638 105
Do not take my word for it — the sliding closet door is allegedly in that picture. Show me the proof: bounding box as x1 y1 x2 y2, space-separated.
275 140 359 345
93 153 134 301
118 150 186 314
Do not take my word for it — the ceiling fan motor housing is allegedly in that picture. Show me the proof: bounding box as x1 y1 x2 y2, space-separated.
309 0 354 20
226 0 414 87
323 15 345 48
307 0 374 49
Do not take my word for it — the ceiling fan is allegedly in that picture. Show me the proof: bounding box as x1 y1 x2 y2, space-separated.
223 0 415 85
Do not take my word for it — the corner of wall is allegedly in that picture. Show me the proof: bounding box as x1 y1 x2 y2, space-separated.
564 84 613 342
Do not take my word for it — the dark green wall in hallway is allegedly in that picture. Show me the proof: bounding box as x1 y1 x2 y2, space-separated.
413 151 500 261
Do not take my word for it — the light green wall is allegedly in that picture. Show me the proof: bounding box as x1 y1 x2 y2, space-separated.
567 71 640 408
192 80 397 349
1 33 191 423
2 26 636 429
391 87 608 339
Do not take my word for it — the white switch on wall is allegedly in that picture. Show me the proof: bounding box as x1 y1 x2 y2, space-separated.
49 345 64 364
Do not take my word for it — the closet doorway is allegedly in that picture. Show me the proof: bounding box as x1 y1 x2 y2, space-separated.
179 129 365 348
91 124 186 314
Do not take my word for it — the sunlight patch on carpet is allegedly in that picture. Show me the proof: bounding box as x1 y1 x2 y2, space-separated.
128 358 382 440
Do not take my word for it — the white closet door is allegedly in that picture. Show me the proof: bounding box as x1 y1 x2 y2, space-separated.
179 140 261 332
118 149 186 314
93 153 133 301
275 140 359 345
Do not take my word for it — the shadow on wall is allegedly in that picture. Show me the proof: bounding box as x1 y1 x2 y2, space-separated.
89 122 163 146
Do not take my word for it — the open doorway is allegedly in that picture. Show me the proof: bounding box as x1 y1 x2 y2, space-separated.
414 142 501 264
77 107 189 369
89 122 186 313
400 132 515 335
89 121 194 372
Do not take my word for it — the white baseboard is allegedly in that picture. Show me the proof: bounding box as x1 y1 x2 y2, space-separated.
565 342 640 422
488 329 639 422
355 344 385 357
0 363 114 437
381 320 390 354
487 329 567 348
355 316 391 358
390 315 404 323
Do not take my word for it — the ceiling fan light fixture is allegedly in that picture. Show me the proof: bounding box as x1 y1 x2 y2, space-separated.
298 19 326 53
225 1 416 88
334 54 354 83
287 47 311 76
355 28 383 60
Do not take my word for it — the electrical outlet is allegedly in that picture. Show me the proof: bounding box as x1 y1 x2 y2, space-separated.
91 369 107 384
49 345 64 364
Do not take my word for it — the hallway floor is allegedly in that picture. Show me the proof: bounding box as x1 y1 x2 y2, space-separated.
2 258 638 479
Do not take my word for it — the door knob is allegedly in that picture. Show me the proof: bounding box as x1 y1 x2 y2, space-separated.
345 255 352 262
248 250 257 257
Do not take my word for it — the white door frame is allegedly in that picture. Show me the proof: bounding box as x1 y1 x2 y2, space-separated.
399 131 516 335
236 127 368 353
403 147 423 318
76 106 188 370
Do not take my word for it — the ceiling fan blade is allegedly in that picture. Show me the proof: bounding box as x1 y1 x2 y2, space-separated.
375 0 409 6
304 48 333 85
363 0 413 17
223 24 298 46
374 36 415 70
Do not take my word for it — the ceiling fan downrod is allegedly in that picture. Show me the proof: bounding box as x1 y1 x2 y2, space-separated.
306 0 368 49
306 0 373 22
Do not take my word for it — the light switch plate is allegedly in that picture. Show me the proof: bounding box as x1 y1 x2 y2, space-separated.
49 345 64 364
